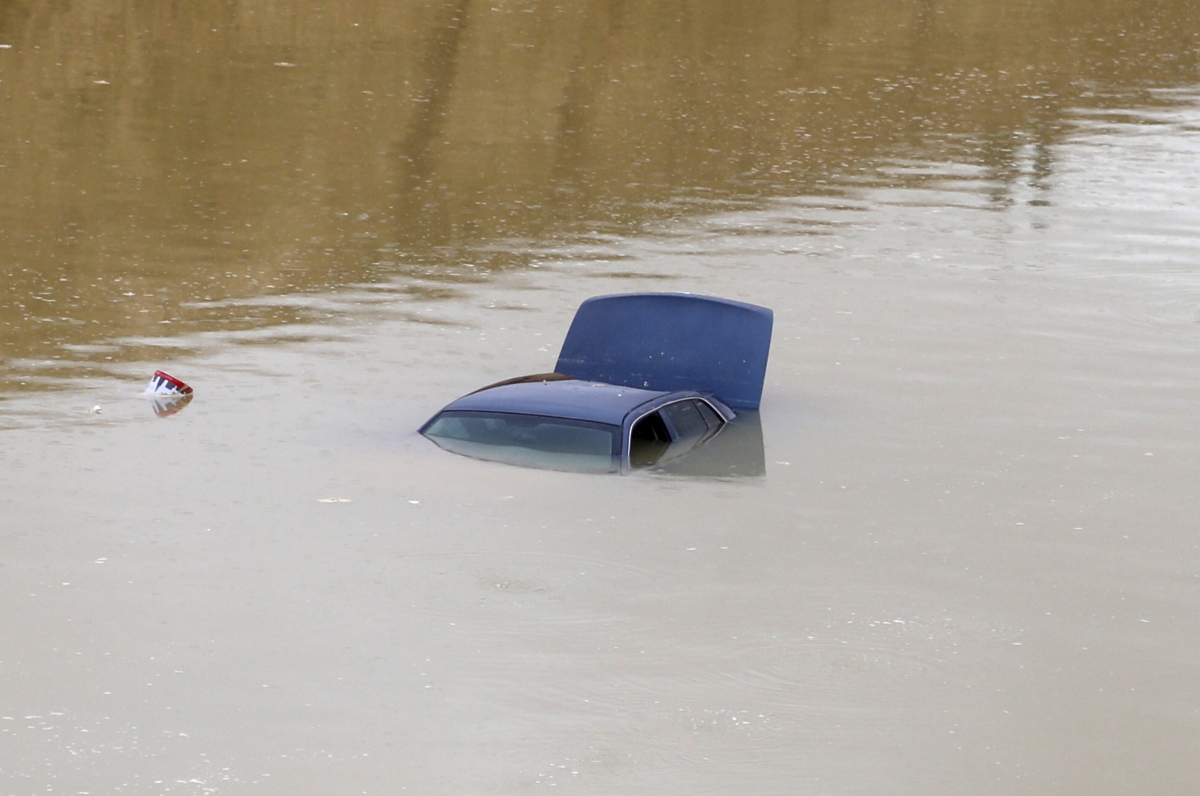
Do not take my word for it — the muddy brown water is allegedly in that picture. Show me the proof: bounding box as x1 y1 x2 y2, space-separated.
2 1 1199 793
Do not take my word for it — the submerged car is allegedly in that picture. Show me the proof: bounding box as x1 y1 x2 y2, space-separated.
420 292 773 473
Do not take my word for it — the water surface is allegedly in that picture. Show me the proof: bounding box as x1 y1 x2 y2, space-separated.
2 1 1199 793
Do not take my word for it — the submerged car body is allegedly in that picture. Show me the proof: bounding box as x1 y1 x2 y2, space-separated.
420 293 773 473
422 378 734 473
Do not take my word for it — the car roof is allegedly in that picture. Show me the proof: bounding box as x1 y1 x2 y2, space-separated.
437 379 669 426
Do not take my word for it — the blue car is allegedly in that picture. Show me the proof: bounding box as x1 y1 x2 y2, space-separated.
420 293 773 473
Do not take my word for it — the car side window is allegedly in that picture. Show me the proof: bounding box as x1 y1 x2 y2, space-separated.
630 401 724 469
629 411 671 466
693 400 721 430
661 400 716 440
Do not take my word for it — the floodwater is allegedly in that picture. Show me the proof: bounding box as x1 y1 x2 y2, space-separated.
2 0 1199 793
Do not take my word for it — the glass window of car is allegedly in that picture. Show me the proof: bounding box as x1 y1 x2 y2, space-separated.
693 399 722 429
423 411 619 472
661 400 715 441
630 400 724 469
629 410 672 466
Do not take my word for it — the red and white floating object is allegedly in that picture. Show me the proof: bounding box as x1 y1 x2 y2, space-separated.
146 370 193 396
145 370 194 417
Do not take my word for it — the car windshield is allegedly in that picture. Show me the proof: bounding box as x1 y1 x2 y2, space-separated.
423 411 620 473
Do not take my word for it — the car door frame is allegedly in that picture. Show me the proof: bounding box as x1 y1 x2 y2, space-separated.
619 392 734 473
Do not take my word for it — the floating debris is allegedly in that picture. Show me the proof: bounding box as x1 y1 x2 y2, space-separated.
146 370 193 396
145 370 194 418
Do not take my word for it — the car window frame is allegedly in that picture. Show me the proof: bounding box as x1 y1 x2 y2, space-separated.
622 395 730 471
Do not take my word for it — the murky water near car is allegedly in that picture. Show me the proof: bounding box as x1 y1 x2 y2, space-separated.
3 1 1199 793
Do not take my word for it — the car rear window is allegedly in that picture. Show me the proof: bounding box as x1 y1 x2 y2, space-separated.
423 411 619 472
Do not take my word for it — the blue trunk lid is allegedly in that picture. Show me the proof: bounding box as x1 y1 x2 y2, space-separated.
554 293 773 410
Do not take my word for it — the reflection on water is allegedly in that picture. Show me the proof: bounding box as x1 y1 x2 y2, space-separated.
1 0 1198 389
147 392 193 418
650 411 765 479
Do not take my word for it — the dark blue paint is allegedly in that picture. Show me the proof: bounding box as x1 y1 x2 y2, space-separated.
554 293 774 410
432 380 666 427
